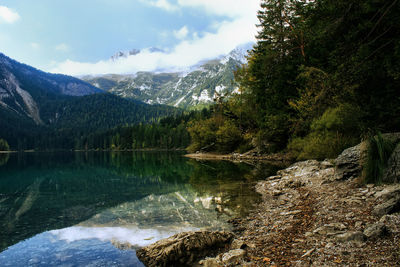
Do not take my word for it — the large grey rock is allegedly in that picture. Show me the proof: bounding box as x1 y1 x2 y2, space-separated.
220 249 246 265
136 231 233 267
382 143 400 183
381 132 400 144
373 185 400 217
199 249 246 267
335 231 366 243
363 223 388 239
276 160 335 183
313 223 347 236
334 144 362 180
372 196 400 217
374 184 400 201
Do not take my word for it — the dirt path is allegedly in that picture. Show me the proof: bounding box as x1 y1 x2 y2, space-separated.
233 160 400 266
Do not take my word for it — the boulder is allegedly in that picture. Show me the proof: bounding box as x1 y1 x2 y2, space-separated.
335 231 365 243
381 132 400 143
136 231 233 267
275 160 335 183
230 239 247 250
363 223 388 239
374 184 400 201
373 185 400 217
313 223 347 236
372 196 400 217
379 213 400 233
220 249 246 265
199 249 247 267
382 143 400 183
334 144 363 180
199 258 219 267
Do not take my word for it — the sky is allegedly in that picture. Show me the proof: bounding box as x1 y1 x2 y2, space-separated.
0 0 259 76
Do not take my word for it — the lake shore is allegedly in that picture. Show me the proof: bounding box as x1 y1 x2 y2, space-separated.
228 161 400 266
138 144 400 266
185 152 293 163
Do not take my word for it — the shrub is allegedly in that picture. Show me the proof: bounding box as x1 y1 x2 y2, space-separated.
287 104 361 160
215 120 242 153
0 139 9 151
288 131 356 160
187 118 218 152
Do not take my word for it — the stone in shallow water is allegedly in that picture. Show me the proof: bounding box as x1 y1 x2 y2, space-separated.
136 231 233 267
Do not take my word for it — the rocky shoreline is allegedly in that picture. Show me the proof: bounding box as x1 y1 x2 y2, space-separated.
138 142 400 266
185 151 293 163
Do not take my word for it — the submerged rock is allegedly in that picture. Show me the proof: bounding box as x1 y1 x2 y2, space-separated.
136 231 233 267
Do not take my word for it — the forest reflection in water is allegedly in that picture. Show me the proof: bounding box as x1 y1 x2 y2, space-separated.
0 151 283 266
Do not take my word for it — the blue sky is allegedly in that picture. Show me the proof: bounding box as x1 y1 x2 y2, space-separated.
0 0 259 76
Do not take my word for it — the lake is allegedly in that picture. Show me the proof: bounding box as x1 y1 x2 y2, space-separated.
0 151 281 266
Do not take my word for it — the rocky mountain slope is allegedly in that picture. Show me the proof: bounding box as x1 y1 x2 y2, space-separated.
83 43 253 108
0 53 180 149
0 52 101 124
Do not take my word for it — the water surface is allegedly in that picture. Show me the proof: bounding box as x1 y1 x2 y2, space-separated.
0 151 280 266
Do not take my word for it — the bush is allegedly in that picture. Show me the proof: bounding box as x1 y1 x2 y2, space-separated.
288 131 356 160
287 104 361 160
187 118 218 152
215 120 243 152
363 133 396 184
0 139 9 151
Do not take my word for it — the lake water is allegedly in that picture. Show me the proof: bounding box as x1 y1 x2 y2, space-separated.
0 152 281 266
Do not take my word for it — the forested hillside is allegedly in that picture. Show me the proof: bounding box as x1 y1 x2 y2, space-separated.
0 53 181 150
0 93 181 150
187 0 400 159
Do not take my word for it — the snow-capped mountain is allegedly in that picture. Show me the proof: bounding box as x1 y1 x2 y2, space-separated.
111 49 141 61
83 42 253 108
110 47 165 61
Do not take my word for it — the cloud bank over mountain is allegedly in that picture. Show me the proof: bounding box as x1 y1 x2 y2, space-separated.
50 0 259 76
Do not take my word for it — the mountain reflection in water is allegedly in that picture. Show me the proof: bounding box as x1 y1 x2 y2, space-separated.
0 151 283 266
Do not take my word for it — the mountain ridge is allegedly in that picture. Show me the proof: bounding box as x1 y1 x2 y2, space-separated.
0 52 180 150
83 43 254 108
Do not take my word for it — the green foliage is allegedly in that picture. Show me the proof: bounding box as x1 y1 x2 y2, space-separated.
187 117 218 152
215 120 242 153
74 111 199 151
288 104 361 160
0 93 181 150
363 133 396 184
288 132 355 160
0 139 9 151
188 0 400 157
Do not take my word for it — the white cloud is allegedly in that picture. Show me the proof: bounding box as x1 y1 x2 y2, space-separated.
173 26 189 40
176 0 259 18
142 0 178 12
55 43 70 52
50 0 259 76
30 42 40 49
0 6 20 24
